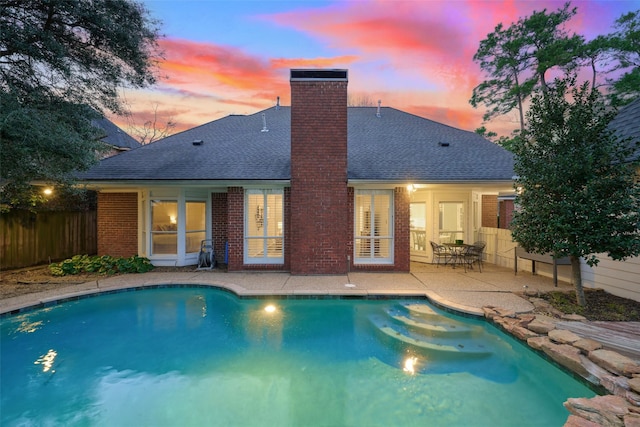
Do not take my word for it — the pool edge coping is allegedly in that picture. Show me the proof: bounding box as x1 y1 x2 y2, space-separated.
0 281 485 318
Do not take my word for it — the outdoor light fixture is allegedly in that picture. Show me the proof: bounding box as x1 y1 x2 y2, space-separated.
43 188 53 196
406 184 415 193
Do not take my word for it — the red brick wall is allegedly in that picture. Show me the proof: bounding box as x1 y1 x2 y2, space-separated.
499 200 515 229
226 187 244 271
290 74 349 274
482 195 498 228
394 187 410 271
211 192 228 266
97 192 138 257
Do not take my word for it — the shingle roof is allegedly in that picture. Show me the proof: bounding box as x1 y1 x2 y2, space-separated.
609 97 640 161
92 118 141 150
81 106 515 183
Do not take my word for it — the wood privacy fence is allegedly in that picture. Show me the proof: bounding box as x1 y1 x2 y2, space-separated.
1 211 97 270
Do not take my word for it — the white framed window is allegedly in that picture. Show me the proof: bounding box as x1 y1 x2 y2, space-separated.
354 190 393 264
245 189 284 264
151 200 178 255
185 201 206 253
143 189 210 266
439 201 465 243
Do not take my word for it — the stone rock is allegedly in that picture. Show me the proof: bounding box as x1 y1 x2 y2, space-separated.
630 377 640 394
574 338 603 354
516 314 536 328
540 341 590 378
528 336 550 351
549 329 582 344
562 313 588 321
589 349 640 377
600 373 630 396
494 307 517 318
482 306 499 319
580 355 615 386
563 414 604 427
528 317 557 334
530 298 552 309
564 395 629 427
624 413 640 427
511 325 539 341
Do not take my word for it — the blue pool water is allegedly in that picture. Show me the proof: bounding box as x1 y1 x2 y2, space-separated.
1 288 595 426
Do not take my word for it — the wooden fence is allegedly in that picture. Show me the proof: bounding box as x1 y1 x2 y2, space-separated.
1 211 97 270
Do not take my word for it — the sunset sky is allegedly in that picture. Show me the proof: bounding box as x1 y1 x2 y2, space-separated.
116 0 637 140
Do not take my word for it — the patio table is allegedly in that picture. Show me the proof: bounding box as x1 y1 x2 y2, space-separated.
443 243 471 268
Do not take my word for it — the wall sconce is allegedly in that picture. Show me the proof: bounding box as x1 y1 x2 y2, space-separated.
43 188 53 196
169 215 177 224
406 184 416 193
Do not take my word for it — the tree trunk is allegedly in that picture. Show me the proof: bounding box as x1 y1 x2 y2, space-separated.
570 255 586 306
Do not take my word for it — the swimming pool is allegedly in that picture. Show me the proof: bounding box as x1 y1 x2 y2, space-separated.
1 287 595 426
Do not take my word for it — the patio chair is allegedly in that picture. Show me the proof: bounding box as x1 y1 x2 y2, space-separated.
461 241 486 272
430 241 451 267
196 239 216 270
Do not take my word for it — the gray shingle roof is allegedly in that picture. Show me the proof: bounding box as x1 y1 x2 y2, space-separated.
81 106 515 182
92 118 141 150
609 97 640 161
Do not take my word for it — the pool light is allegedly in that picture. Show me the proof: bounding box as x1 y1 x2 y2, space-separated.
264 304 277 313
403 356 418 375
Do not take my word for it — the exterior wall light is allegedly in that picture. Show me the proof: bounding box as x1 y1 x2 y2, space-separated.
43 188 53 196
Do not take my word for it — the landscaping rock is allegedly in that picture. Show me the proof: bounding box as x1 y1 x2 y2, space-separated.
563 414 602 427
549 329 582 344
574 338 603 354
564 395 629 427
540 341 590 378
562 313 588 321
528 317 556 334
510 325 538 341
527 336 550 351
590 349 640 377
623 413 640 427
630 377 640 394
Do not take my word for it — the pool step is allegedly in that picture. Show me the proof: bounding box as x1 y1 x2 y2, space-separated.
375 325 492 357
370 302 492 359
389 313 473 336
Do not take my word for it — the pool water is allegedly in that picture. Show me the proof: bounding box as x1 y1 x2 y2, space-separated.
1 288 595 426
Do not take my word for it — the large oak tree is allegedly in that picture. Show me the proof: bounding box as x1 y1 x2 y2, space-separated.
0 0 162 209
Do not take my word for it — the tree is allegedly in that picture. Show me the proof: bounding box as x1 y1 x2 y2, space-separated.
510 79 640 306
0 0 162 208
127 102 176 144
470 2 583 133
606 10 640 106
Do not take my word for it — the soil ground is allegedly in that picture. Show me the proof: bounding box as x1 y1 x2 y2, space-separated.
1 265 639 321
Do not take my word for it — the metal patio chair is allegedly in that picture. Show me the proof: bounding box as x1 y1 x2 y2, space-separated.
430 241 452 267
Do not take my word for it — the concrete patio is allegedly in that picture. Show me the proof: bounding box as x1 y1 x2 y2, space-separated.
1 262 573 316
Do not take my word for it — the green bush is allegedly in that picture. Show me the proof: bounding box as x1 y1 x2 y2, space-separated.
49 255 154 276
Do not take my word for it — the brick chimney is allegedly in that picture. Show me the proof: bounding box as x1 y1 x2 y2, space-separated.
289 69 349 274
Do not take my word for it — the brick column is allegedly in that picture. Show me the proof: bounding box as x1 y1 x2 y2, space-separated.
290 69 349 274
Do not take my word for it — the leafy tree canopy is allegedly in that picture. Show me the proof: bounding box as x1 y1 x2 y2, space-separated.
471 3 640 140
0 0 162 209
510 79 640 305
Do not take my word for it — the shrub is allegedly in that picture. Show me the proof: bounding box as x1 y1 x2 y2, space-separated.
49 255 154 276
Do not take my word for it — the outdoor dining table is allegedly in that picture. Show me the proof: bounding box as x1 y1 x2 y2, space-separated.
442 242 471 268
